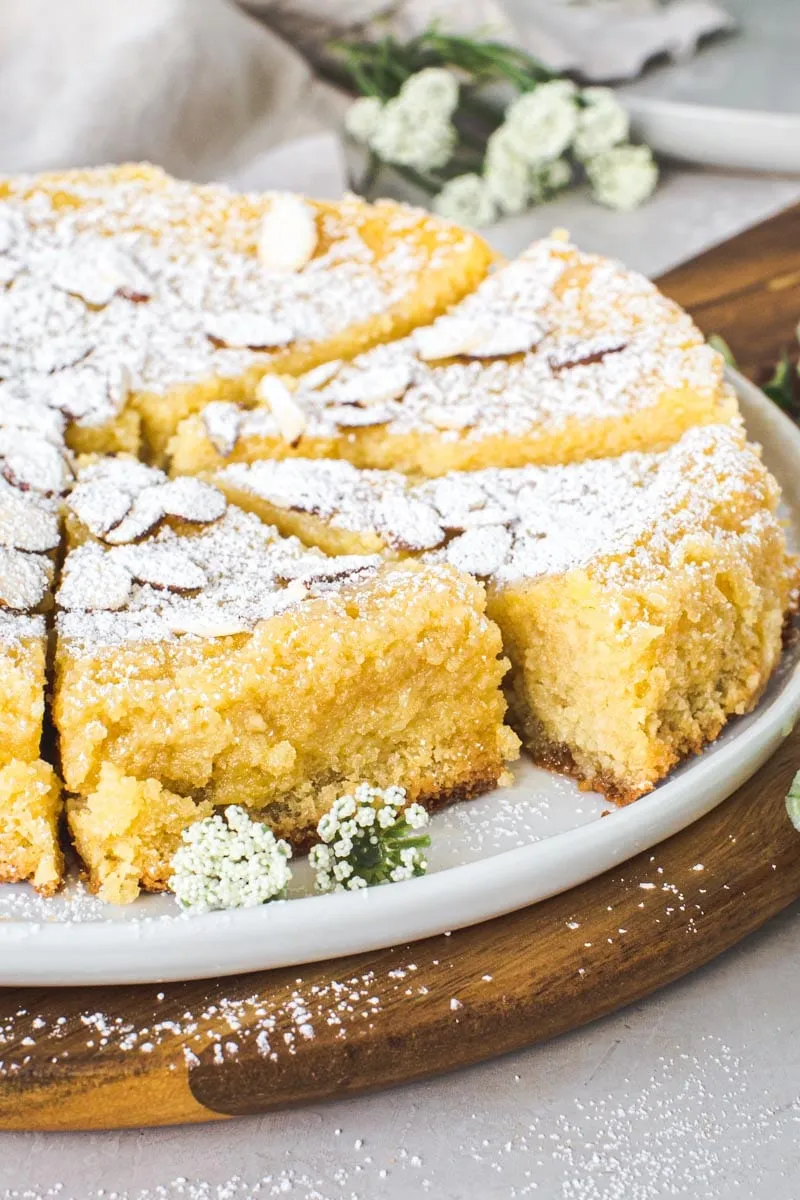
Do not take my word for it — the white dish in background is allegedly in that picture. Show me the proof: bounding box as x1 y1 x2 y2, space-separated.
1 369 798 987
619 0 800 174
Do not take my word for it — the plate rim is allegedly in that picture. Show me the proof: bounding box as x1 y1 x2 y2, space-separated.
622 93 800 132
618 92 800 174
3 368 800 987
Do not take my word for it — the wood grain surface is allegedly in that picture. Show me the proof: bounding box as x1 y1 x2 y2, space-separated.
1 203 799 1132
660 201 800 381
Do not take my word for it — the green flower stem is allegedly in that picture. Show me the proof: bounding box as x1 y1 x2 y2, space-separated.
328 24 554 102
458 90 508 129
386 162 443 196
359 150 382 195
388 834 431 850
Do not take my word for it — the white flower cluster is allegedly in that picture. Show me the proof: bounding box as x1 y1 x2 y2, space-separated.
585 143 658 212
309 783 430 892
170 806 293 914
573 87 630 161
345 68 459 174
355 73 652 227
433 80 630 226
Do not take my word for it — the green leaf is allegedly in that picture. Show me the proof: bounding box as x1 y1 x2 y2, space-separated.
707 334 736 367
786 769 800 832
763 349 795 413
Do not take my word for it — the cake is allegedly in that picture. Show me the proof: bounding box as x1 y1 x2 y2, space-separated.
0 164 794 908
166 232 738 477
56 463 518 903
0 165 494 460
0 404 66 894
210 424 798 802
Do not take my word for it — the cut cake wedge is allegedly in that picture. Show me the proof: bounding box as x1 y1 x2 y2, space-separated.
167 232 738 477
0 403 68 894
56 465 518 903
0 165 494 459
210 424 798 802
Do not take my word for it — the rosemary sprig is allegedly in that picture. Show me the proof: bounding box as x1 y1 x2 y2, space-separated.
329 26 554 103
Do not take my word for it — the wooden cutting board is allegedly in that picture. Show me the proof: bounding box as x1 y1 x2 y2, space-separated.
1 204 799 1132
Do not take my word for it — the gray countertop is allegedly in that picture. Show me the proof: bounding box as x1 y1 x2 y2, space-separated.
3 166 800 1200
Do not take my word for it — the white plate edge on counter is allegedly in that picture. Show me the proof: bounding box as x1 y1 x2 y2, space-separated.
622 93 800 176
2 368 799 987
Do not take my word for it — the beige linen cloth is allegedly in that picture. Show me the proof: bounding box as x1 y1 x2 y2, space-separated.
0 0 732 185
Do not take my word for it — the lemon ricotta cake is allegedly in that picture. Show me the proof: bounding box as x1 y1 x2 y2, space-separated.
167 233 738 478
0 402 67 893
0 164 493 459
0 164 795 909
211 424 797 802
56 464 518 903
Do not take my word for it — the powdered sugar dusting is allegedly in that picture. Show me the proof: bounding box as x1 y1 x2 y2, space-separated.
193 236 725 456
214 424 775 588
67 457 226 544
0 168 468 437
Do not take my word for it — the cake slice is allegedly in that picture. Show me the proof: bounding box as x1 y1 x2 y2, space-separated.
167 232 738 477
211 425 797 802
0 165 494 460
56 466 518 903
0 403 68 893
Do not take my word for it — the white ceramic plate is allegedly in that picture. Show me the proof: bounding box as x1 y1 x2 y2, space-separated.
1 369 799 986
618 0 800 174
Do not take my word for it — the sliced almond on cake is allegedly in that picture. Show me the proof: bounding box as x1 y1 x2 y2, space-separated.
257 376 307 445
258 194 318 273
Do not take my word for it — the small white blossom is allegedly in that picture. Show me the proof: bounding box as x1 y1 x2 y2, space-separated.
529 157 572 205
586 144 658 211
405 804 429 830
369 97 456 171
345 96 384 145
170 806 292 914
483 127 532 215
399 68 459 117
310 784 431 892
377 805 398 829
338 795 356 818
433 174 497 228
503 80 578 166
573 87 630 161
